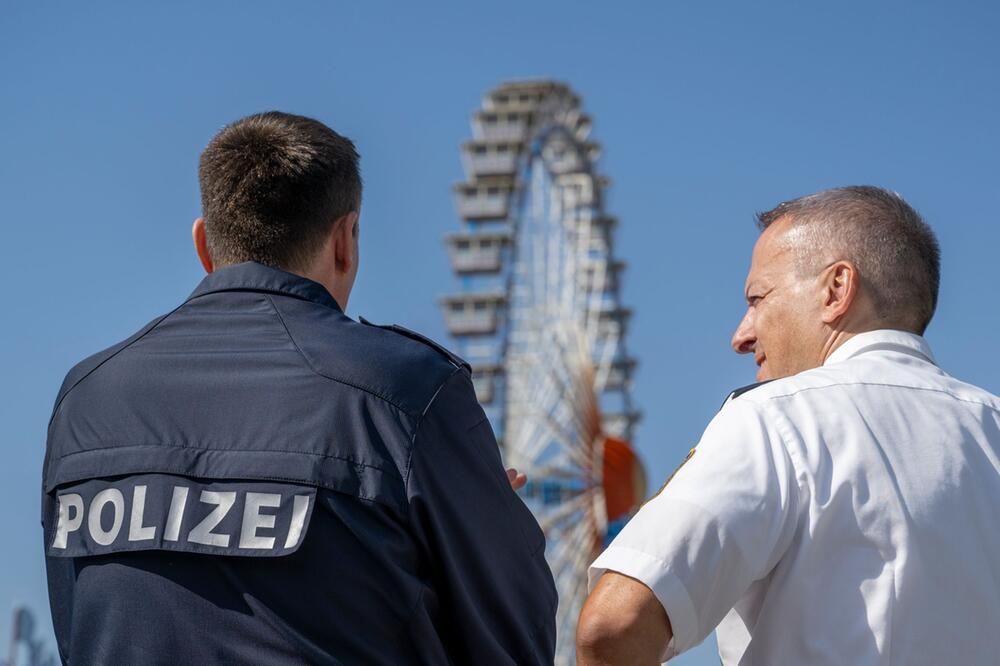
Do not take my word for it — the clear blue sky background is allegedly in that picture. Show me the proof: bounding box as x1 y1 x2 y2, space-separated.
2 1 998 662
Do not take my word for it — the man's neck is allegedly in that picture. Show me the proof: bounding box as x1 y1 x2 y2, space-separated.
818 317 916 366
298 258 348 311
819 328 857 367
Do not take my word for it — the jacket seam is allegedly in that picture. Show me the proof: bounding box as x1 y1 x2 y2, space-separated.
399 587 428 638
467 414 490 430
47 460 400 507
754 400 811 503
263 294 418 416
47 304 184 427
186 286 341 311
51 442 399 476
404 367 466 487
748 381 1000 413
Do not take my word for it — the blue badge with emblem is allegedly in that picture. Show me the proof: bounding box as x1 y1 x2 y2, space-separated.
47 474 316 558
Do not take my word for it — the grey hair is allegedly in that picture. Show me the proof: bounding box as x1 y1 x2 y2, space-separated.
756 186 941 334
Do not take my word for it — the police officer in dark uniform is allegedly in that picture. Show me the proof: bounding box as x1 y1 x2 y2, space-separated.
42 111 557 665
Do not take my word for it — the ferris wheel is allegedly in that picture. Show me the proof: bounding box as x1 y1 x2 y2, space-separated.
440 80 645 662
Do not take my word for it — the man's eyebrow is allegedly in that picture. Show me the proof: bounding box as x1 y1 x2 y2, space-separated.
745 283 771 302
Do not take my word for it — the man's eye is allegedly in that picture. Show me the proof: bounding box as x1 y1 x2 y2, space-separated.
748 295 763 306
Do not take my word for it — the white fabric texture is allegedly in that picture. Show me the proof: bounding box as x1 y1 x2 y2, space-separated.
589 329 1000 665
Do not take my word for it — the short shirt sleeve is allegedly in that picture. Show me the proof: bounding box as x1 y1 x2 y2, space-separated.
588 398 802 657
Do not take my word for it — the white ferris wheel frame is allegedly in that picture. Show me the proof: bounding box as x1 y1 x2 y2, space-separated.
443 82 638 664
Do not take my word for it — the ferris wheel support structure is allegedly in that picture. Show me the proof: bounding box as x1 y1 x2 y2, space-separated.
440 80 644 663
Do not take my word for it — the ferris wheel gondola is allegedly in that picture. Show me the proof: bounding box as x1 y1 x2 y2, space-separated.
440 80 644 663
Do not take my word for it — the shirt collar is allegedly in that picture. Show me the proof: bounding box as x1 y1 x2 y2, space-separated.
824 328 936 367
187 261 343 312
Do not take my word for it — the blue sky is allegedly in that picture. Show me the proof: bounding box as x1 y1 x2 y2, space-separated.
2 1 998 662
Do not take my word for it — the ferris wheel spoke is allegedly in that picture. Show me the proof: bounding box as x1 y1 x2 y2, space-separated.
534 491 590 534
514 411 589 470
506 351 603 471
523 350 599 447
592 333 621 393
520 462 590 480
513 363 592 448
547 522 589 580
520 404 593 468
553 582 588 666
548 516 598 591
546 181 566 318
553 575 588 659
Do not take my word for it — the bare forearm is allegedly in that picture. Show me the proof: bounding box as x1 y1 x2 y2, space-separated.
577 572 672 665
577 635 665 666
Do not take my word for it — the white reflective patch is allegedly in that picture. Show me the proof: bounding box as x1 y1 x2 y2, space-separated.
52 493 84 549
164 486 189 542
239 492 281 549
88 488 125 546
284 494 311 549
128 485 157 542
47 476 315 558
187 490 235 547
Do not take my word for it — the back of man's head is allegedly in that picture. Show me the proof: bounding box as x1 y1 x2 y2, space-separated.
757 185 941 334
198 111 362 272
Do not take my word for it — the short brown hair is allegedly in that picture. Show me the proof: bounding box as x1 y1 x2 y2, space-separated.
757 186 941 334
198 111 362 271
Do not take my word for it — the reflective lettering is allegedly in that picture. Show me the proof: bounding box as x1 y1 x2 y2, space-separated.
88 488 125 546
164 486 189 542
239 492 281 549
128 485 156 541
47 477 314 557
52 493 84 549
284 494 311 548
188 490 235 547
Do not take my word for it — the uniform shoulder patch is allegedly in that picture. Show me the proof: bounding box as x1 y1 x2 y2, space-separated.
359 317 470 372
720 379 774 409
645 447 697 505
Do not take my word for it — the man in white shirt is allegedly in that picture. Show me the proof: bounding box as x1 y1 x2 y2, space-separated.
577 186 1000 665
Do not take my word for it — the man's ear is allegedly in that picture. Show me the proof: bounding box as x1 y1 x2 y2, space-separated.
820 260 858 325
192 218 214 274
331 211 359 274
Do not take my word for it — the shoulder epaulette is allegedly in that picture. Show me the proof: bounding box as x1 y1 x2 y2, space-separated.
720 379 774 410
359 317 471 372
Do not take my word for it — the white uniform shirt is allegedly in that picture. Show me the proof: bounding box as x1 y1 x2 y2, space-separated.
589 330 1000 665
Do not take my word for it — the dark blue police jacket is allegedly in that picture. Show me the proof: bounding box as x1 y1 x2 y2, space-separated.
42 262 557 665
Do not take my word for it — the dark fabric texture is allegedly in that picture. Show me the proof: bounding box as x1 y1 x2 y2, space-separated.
43 262 557 665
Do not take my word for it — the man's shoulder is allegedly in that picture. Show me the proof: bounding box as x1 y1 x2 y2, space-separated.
268 295 467 415
357 318 471 374
735 359 999 413
727 366 854 408
729 359 1000 421
925 372 1000 415
51 311 174 421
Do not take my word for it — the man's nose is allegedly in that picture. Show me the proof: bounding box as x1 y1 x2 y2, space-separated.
731 310 756 354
